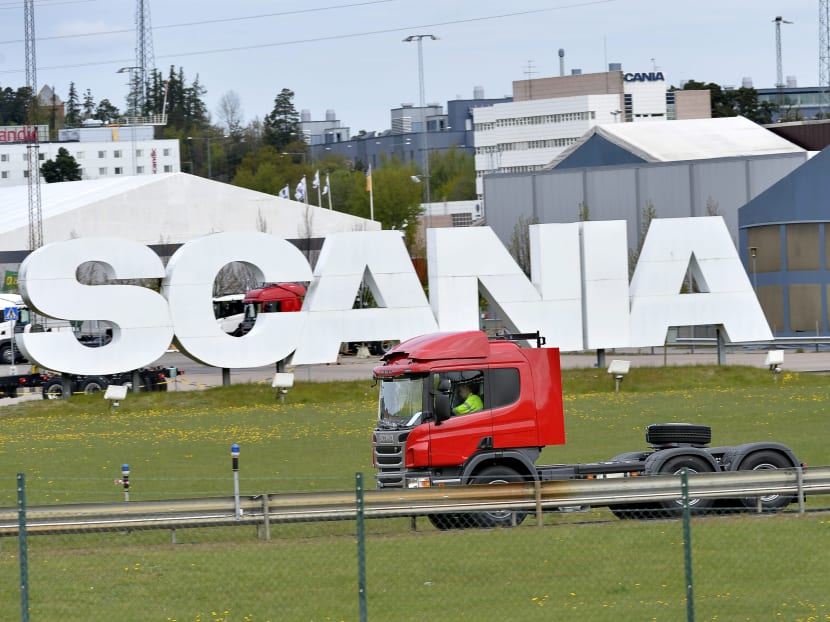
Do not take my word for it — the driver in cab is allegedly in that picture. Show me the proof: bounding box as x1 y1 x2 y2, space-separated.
453 382 483 415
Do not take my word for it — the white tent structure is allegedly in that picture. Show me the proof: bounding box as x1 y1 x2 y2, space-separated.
0 173 379 250
545 116 806 169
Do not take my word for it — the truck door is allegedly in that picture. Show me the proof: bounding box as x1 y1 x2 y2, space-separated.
427 370 493 467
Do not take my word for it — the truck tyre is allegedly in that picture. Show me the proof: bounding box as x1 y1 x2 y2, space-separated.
607 452 657 519
736 450 795 512
647 424 712 448
470 465 527 528
41 378 64 400
0 343 13 365
80 376 109 394
655 454 715 516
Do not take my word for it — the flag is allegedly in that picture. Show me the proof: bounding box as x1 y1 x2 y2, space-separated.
312 170 320 189
295 176 306 202
411 175 421 183
278 184 289 199
322 174 330 196
365 165 372 192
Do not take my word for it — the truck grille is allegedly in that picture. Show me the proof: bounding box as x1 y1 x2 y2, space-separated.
373 429 410 488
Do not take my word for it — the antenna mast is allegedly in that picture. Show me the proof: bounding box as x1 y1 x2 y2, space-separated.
136 0 155 112
24 0 43 250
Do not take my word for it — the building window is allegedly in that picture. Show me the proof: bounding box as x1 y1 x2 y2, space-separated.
114 167 123 175
39 152 45 160
76 151 84 159
163 165 173 172
163 148 171 157
98 151 106 158
0 154 7 162
136 165 145 174
78 168 84 176
23 169 29 177
0 171 7 179
113 150 122 158
99 167 107 175
136 149 143 157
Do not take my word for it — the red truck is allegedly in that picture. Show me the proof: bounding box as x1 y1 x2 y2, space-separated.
371 330 802 529
233 283 307 336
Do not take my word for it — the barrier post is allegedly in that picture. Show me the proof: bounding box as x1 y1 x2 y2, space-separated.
231 443 241 519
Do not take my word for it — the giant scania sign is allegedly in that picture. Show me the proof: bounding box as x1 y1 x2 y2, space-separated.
17 217 771 375
623 71 665 82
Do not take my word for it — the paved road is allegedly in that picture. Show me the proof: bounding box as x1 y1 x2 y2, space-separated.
3 346 828 406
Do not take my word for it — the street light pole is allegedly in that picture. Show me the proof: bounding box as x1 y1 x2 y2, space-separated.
404 34 438 227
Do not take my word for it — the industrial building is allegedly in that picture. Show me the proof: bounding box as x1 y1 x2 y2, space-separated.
0 124 180 187
473 66 712 196
482 116 808 253
739 145 830 337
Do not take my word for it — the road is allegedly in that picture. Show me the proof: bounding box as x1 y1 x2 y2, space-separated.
3 345 829 406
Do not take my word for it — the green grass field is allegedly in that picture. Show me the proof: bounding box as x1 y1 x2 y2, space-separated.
1 365 829 620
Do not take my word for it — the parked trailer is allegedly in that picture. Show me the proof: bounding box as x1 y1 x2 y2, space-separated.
371 331 803 529
40 367 173 399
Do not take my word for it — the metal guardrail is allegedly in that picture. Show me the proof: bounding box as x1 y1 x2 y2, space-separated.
2 467 829 537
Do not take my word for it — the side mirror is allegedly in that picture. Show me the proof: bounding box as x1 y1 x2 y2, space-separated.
434 393 451 425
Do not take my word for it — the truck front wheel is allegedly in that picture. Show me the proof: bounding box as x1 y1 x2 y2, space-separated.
736 451 795 512
656 455 715 516
471 465 527 528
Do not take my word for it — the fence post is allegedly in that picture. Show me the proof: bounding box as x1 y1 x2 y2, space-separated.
356 472 367 622
681 469 695 622
17 473 29 622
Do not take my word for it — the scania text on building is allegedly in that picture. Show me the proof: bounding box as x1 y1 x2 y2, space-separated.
623 72 665 82
17 217 770 375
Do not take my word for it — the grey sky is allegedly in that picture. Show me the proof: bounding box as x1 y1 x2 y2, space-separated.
0 0 821 133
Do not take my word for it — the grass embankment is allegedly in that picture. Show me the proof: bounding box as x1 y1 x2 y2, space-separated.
0 366 828 620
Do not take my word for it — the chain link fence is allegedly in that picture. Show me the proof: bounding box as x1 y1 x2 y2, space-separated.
3 472 829 621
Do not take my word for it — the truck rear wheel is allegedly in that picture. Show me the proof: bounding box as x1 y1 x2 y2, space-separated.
470 465 527 528
41 378 64 400
427 514 472 530
736 450 795 512
656 455 715 516
0 343 13 365
80 377 109 394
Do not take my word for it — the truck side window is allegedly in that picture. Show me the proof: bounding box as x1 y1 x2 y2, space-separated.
488 368 520 408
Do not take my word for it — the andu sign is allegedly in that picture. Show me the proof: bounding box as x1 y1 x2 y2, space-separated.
18 218 771 375
623 71 665 82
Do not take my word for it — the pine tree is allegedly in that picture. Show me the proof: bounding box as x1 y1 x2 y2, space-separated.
40 147 82 183
65 82 81 127
82 88 95 119
263 88 301 151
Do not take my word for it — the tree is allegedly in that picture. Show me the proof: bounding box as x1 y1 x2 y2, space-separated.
629 200 657 277
94 99 120 123
40 147 82 183
507 214 539 277
428 147 476 201
65 82 81 127
217 90 244 137
680 80 778 124
82 88 95 119
263 88 302 151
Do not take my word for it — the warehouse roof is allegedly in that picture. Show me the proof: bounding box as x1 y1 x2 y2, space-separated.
0 173 379 250
546 116 805 170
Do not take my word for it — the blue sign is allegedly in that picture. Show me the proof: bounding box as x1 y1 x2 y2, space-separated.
3 307 18 322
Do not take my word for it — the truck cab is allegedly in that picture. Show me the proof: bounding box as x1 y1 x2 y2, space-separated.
235 283 306 336
373 331 565 489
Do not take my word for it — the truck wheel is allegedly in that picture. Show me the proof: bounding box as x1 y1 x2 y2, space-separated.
736 451 795 512
471 465 527 528
656 455 715 516
0 343 13 365
80 377 109 394
647 424 712 447
41 378 64 400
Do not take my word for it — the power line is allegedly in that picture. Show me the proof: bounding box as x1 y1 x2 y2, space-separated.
0 0 397 44
0 0 617 75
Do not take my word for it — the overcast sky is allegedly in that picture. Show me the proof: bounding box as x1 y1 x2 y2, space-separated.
0 0 822 133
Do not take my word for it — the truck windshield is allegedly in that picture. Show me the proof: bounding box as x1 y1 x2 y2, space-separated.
378 377 425 428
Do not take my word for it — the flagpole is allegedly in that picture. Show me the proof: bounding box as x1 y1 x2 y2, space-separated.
368 165 374 221
326 174 332 209
303 176 308 206
317 185 321 207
